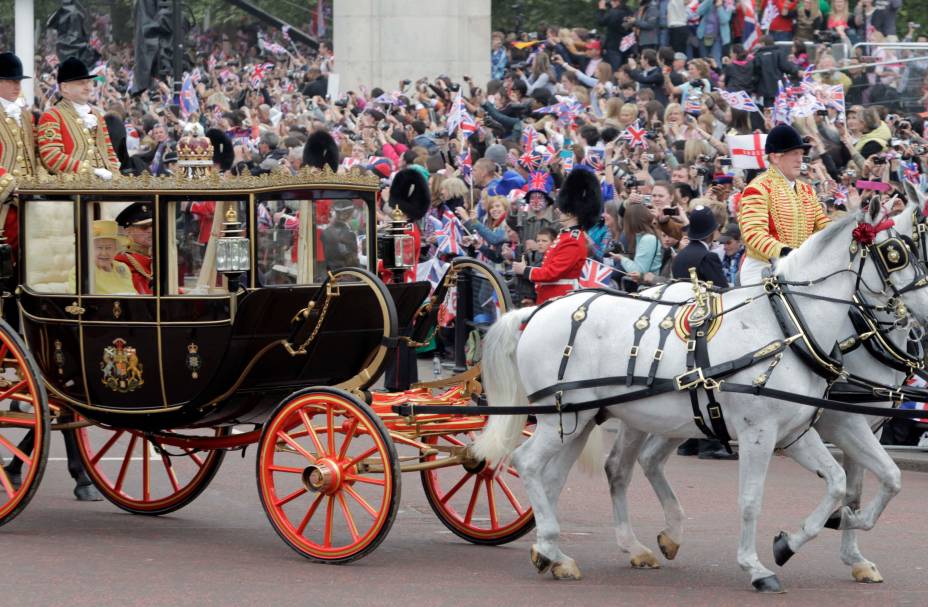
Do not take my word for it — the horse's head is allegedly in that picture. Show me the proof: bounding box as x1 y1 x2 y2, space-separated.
854 195 928 329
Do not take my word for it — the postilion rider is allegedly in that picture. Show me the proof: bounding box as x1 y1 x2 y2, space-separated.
737 124 830 285
37 57 120 179
115 202 153 294
512 169 602 305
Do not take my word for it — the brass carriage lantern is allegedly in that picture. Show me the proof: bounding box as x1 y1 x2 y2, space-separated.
390 207 416 270
216 206 251 274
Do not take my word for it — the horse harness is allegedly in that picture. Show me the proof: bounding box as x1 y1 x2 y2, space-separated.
393 218 928 444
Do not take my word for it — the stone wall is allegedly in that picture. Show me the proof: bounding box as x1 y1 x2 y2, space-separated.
333 0 490 94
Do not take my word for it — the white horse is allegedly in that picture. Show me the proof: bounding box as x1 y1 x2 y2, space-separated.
472 200 928 591
603 198 928 585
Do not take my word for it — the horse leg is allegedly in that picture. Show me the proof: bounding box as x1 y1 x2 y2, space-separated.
734 423 783 592
837 458 884 583
603 424 660 568
828 421 899 583
513 417 591 580
773 428 847 568
638 434 687 561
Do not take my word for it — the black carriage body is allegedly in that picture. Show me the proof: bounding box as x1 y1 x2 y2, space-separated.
15 172 430 430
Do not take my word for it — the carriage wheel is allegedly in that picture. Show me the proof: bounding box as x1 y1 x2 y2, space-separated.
75 424 227 515
420 431 534 545
0 321 49 527
257 387 399 563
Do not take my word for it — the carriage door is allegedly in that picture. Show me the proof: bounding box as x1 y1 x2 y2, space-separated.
77 196 164 410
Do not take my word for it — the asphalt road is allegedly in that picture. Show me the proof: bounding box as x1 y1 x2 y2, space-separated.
6 430 928 607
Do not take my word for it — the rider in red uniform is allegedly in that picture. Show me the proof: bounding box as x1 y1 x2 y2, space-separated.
513 169 601 304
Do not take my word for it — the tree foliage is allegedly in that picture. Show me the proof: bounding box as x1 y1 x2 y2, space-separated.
491 0 598 34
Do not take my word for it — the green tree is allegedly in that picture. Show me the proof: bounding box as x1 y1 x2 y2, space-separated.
492 0 598 34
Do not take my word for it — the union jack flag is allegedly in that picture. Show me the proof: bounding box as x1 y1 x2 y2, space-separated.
903 161 921 185
760 0 779 31
684 93 702 115
207 54 218 73
583 148 605 172
527 170 551 193
458 146 472 183
179 73 199 118
619 32 637 52
522 125 539 152
436 216 464 255
834 185 849 206
719 89 760 113
742 0 760 50
622 120 648 148
579 258 613 289
447 94 478 137
250 63 274 89
536 97 583 125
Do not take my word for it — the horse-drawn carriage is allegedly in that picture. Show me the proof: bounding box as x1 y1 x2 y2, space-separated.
0 159 533 563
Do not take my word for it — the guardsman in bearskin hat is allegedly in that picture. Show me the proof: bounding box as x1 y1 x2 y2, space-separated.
115 202 153 294
37 57 119 178
512 169 601 304
737 124 830 285
0 52 42 256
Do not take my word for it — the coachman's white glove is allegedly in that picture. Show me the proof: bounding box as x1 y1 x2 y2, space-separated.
93 168 113 181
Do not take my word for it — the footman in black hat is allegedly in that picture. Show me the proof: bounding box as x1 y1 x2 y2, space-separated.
737 123 829 284
671 205 728 287
114 202 153 294
37 57 119 178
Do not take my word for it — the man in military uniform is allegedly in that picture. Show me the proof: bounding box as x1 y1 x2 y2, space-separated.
115 202 153 294
321 200 360 271
512 170 602 305
0 52 42 263
37 57 119 178
737 124 830 285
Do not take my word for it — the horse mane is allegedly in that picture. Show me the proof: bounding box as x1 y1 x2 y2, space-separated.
774 212 858 278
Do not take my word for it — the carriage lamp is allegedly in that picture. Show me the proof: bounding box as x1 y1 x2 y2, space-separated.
216 206 251 273
390 206 416 269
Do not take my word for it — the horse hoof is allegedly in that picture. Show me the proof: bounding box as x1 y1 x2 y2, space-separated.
530 545 552 574
824 510 842 530
657 531 680 560
773 531 795 567
752 574 785 593
852 562 884 584
551 559 582 580
630 551 661 569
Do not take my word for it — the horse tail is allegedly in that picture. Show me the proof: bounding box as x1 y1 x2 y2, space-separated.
576 424 604 477
472 306 535 464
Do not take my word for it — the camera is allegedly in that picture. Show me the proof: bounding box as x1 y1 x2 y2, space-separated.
873 156 887 165
689 79 704 88
402 79 412 86
719 157 732 167
644 153 656 162
433 129 449 139
641 194 653 206
916 146 928 156
610 241 625 255
623 175 642 189
898 120 911 131
379 121 390 131
334 98 348 108
698 154 712 163
844 169 857 178
694 164 712 178
813 30 840 44
662 206 679 216
449 83 461 92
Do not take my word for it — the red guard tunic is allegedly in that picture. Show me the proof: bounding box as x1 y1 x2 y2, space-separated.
0 105 42 258
114 248 153 295
524 227 586 304
37 100 119 174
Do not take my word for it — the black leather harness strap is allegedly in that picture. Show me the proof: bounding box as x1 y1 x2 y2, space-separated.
626 285 669 387
647 309 677 386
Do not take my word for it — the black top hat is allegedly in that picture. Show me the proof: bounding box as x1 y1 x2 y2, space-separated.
764 124 812 155
0 53 30 81
57 57 94 83
687 206 719 241
115 202 153 227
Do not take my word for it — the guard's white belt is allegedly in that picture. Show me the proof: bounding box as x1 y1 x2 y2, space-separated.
538 279 579 287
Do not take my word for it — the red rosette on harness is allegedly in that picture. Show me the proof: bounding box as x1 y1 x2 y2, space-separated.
852 219 894 246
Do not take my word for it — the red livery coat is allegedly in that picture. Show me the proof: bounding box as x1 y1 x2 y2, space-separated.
115 251 153 295
526 228 586 304
37 100 119 174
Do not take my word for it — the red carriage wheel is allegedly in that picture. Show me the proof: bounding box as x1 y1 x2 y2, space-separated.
74 423 227 515
0 320 50 527
257 387 399 563
420 431 534 545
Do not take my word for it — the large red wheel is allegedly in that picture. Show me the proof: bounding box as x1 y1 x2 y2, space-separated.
0 321 49 527
74 424 227 515
420 431 534 545
257 387 399 563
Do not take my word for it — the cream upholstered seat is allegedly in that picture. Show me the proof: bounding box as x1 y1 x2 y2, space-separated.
24 201 75 293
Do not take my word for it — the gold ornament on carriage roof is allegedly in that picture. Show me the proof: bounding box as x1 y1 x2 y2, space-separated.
176 123 215 179
101 337 144 393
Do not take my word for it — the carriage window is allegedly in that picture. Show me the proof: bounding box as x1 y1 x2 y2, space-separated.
25 201 75 294
256 197 367 285
84 201 153 296
168 199 247 295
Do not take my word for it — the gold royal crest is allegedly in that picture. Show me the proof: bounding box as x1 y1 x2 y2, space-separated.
101 338 144 393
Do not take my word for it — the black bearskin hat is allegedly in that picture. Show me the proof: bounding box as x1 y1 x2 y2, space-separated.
302 129 340 171
206 128 234 172
389 168 430 221
557 169 601 230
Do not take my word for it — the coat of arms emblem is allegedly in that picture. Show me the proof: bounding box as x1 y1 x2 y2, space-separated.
101 338 144 392
186 342 202 379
